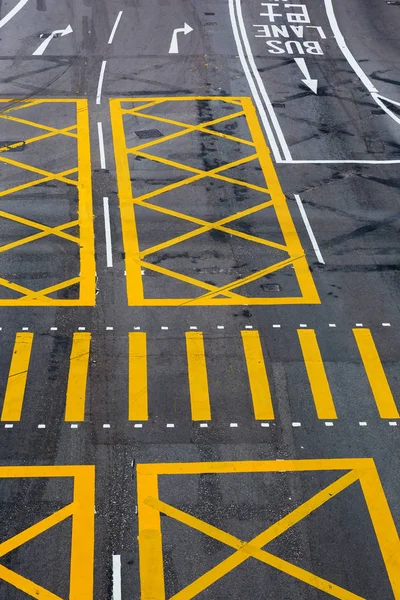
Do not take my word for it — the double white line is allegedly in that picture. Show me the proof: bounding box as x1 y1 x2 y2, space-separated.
228 0 291 163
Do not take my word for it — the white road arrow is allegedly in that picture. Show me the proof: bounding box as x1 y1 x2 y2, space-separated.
33 24 73 56
294 58 318 94
168 23 193 54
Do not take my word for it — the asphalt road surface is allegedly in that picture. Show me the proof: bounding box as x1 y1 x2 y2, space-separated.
0 0 399 598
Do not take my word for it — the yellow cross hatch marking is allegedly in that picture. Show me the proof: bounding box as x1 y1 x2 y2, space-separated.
0 465 95 599
0 99 95 306
110 96 320 306
137 459 400 600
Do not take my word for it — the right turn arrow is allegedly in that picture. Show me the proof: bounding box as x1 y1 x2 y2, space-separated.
294 58 318 94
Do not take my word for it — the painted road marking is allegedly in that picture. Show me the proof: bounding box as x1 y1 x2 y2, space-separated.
298 329 337 420
129 332 148 421
0 465 95 599
97 121 106 168
294 194 325 264
1 332 33 421
33 24 73 56
0 328 398 424
103 197 113 267
108 11 123 44
65 332 91 422
0 99 95 306
96 60 107 105
0 0 29 30
353 328 400 419
112 554 122 600
241 330 274 420
110 96 318 306
185 332 211 421
229 0 290 161
168 23 193 54
137 459 400 599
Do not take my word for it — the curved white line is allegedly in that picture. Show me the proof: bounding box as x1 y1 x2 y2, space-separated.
0 0 29 29
325 0 400 127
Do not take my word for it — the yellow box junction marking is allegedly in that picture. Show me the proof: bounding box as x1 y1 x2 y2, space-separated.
129 331 148 420
298 329 337 420
1 332 33 421
110 96 319 306
65 332 92 422
0 99 95 306
185 332 211 421
0 465 95 599
353 328 400 419
137 459 400 600
241 330 274 420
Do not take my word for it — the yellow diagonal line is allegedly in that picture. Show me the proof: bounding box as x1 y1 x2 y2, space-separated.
128 110 247 153
191 256 301 303
0 156 78 186
134 151 268 195
2 99 45 113
0 211 79 243
0 168 78 198
0 503 74 557
140 200 286 258
147 471 362 600
0 564 63 600
140 261 246 300
122 99 165 113
0 125 78 154
0 277 40 298
132 153 264 206
0 221 80 254
0 113 78 138
22 276 81 301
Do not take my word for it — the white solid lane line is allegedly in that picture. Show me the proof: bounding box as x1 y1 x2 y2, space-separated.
325 0 400 128
108 11 123 44
96 60 107 105
294 194 325 265
97 122 106 169
103 197 113 268
284 159 400 165
228 0 281 162
112 555 122 600
234 0 292 162
0 0 29 29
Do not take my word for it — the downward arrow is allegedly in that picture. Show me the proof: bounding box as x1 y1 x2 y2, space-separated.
294 58 318 94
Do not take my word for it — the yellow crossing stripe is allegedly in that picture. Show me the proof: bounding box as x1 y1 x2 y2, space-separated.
298 329 337 420
1 332 33 421
241 330 274 420
353 328 400 419
65 332 92 422
186 332 211 421
129 332 148 421
0 465 95 599
0 329 398 423
110 96 319 306
137 459 400 600
0 99 95 306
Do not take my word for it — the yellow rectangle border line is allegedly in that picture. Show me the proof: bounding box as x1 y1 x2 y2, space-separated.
137 458 400 600
0 465 95 599
0 99 95 306
110 96 319 306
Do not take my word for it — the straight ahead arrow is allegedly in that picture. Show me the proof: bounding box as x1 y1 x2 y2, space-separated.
169 23 193 54
294 58 318 94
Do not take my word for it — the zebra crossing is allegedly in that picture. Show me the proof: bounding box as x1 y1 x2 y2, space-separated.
0 327 399 426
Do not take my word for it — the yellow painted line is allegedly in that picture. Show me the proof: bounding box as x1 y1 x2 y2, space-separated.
137 459 400 600
185 332 211 421
1 332 33 422
111 96 319 306
0 99 95 306
129 332 148 421
137 469 166 599
297 329 337 420
65 332 91 422
241 330 274 420
0 465 95 599
353 328 399 419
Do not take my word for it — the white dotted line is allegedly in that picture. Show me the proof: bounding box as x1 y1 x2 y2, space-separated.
292 422 301 427
359 421 367 426
38 424 46 429
103 424 111 429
